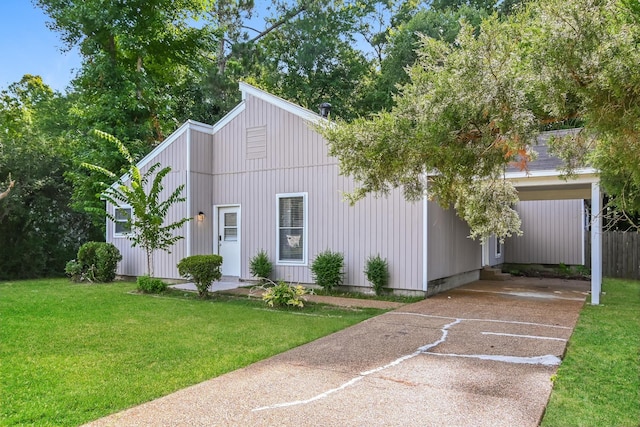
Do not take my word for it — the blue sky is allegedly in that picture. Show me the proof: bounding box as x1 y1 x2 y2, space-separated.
0 2 81 93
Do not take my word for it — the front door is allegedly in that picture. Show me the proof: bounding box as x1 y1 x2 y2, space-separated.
217 206 240 276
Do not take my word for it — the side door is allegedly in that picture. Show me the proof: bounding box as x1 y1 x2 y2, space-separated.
216 206 240 276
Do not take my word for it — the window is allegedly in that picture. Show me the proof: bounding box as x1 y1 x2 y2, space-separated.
114 206 132 236
276 193 307 264
495 238 502 258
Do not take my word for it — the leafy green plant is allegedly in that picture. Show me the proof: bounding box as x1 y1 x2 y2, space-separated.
68 241 122 282
310 250 344 291
249 249 272 283
136 275 167 294
256 279 312 308
364 255 389 296
177 255 223 298
83 130 190 277
64 260 83 282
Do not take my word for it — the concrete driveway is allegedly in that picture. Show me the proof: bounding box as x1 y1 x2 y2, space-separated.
85 277 589 427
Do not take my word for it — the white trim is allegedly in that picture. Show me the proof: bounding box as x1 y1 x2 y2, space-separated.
239 82 324 124
186 131 192 257
422 193 429 293
590 183 602 305
504 167 598 180
581 199 586 266
135 120 210 171
113 205 132 238
213 101 246 133
275 192 308 266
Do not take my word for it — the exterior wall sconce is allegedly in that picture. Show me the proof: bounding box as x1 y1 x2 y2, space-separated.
197 211 205 222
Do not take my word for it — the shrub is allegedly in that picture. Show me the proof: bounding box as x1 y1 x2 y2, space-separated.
310 250 344 291
65 260 83 282
177 254 223 298
69 242 122 282
249 250 272 283
364 255 389 296
136 275 167 294
260 280 311 308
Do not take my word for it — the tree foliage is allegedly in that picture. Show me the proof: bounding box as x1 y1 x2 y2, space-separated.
84 130 190 277
524 0 640 223
322 0 640 237
320 17 533 241
0 75 100 279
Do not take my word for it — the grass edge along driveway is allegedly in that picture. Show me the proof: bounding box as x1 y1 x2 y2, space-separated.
541 278 640 427
0 279 386 426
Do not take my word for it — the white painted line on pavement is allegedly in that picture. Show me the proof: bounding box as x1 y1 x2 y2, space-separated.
481 331 567 341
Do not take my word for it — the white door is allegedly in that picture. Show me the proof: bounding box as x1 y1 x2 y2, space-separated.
217 206 240 276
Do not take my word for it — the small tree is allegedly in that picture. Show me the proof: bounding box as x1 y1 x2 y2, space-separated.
83 130 190 277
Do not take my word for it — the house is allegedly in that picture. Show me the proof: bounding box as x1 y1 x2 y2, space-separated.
107 83 603 301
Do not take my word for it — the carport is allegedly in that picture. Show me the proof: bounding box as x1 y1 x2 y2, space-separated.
506 166 602 304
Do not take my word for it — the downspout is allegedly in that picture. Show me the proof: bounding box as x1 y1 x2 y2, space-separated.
185 123 192 257
422 179 429 294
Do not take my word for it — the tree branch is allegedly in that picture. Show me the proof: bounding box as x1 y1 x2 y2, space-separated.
0 174 16 201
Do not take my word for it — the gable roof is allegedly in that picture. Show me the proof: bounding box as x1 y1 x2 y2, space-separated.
238 82 324 123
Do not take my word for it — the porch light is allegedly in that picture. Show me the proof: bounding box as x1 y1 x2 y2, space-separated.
197 211 205 222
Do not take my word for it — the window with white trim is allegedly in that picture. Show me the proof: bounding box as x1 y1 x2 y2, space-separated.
114 206 132 236
276 193 307 264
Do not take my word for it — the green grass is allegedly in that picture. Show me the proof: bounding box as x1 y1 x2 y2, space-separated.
541 278 640 427
0 279 386 426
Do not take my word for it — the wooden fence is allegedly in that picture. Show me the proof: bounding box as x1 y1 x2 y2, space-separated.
585 231 640 280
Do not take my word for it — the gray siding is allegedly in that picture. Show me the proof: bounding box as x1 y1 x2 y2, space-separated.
505 200 584 265
107 131 190 279
189 129 215 257
207 93 481 291
427 203 481 280
210 95 426 290
106 87 484 290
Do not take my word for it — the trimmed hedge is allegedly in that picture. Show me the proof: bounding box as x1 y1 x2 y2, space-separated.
177 255 223 298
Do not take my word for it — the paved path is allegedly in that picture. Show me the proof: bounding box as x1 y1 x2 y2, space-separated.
86 277 589 427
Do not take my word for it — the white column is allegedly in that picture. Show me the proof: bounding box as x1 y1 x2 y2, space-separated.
591 182 602 305
422 191 429 294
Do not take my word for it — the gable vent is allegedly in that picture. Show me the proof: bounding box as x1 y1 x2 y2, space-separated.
246 125 267 160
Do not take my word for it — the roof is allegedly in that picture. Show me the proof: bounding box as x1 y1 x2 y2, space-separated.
507 128 583 173
503 129 598 200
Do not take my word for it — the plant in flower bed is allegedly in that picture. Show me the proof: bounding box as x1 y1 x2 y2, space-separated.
136 275 167 294
254 279 312 308
249 249 272 283
364 254 389 296
310 250 344 291
177 254 223 298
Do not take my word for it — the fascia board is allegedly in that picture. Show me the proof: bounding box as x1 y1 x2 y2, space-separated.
239 81 324 124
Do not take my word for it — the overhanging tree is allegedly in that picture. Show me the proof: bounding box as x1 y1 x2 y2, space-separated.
84 130 190 277
319 16 535 241
321 0 640 237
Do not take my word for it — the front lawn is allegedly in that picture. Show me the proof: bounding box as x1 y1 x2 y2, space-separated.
541 278 640 426
0 279 385 426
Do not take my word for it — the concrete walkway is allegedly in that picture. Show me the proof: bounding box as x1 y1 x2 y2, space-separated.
86 277 589 427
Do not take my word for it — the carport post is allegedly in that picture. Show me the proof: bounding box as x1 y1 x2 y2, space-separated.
591 182 602 305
